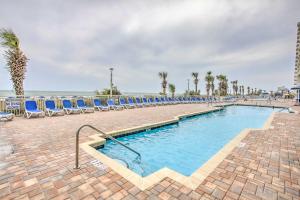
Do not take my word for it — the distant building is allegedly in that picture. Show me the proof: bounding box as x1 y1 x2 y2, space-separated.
292 22 300 105
294 22 300 85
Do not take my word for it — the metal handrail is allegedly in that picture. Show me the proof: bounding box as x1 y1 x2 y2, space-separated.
74 124 141 169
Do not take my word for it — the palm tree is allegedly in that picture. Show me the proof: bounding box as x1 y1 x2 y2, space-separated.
239 85 242 95
168 83 175 98
158 72 168 95
191 72 199 94
205 71 214 97
211 76 215 96
242 86 244 96
230 81 234 95
251 88 254 95
254 88 257 95
217 74 228 96
0 29 28 95
234 81 238 96
247 87 250 95
230 80 238 95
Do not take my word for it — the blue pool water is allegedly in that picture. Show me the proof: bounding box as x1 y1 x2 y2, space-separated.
98 106 283 177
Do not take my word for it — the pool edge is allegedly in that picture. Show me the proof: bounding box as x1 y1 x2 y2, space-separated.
81 105 278 190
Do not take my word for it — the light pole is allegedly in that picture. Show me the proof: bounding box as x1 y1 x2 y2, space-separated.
109 68 113 97
187 79 190 95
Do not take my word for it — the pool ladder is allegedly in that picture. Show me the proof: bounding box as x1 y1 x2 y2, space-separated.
74 124 141 169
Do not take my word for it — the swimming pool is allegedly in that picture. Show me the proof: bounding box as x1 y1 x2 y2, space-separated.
98 106 283 177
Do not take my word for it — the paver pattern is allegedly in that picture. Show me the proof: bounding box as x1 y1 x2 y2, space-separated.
0 102 299 200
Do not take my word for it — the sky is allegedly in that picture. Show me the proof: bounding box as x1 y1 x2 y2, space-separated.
0 0 299 94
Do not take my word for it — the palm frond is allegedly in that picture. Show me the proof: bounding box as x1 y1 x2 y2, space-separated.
191 72 198 78
0 29 19 49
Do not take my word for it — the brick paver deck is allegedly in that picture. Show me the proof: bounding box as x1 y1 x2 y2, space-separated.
0 102 299 199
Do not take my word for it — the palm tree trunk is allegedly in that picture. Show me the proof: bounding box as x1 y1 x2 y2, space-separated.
13 78 24 96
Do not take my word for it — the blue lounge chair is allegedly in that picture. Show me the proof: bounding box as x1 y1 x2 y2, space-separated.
173 97 180 104
24 100 45 118
154 97 163 105
164 97 173 104
127 98 137 108
160 97 168 105
93 99 109 111
135 97 144 107
120 98 135 109
77 99 94 113
178 97 184 104
164 97 171 104
168 97 176 104
62 99 81 114
45 100 64 116
107 99 124 110
0 112 14 121
191 97 197 103
184 97 191 104
142 97 151 106
148 97 156 106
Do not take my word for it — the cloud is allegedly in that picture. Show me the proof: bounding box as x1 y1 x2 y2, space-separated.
0 0 299 93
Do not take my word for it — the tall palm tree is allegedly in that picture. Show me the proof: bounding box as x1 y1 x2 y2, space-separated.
251 88 254 95
234 81 238 96
0 29 28 95
205 71 214 97
191 72 199 94
216 74 228 96
168 83 175 98
230 81 234 95
247 86 250 95
242 86 244 96
254 88 257 95
211 76 215 96
158 72 168 95
230 80 238 95
239 85 242 95
217 75 223 96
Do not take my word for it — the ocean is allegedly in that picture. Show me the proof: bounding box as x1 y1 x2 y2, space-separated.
0 90 97 97
0 90 160 97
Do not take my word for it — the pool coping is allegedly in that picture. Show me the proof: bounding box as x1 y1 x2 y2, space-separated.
80 104 284 190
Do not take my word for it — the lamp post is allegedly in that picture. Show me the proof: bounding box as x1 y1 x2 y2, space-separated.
187 79 190 95
109 68 113 97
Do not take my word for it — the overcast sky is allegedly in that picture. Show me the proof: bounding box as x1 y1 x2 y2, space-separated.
0 0 299 93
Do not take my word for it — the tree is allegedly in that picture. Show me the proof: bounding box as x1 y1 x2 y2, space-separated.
241 86 244 96
230 80 238 95
211 76 215 96
168 83 175 98
216 74 228 96
247 87 250 95
205 71 214 97
0 29 28 96
191 72 199 94
158 72 168 95
257 89 262 95
101 86 121 95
